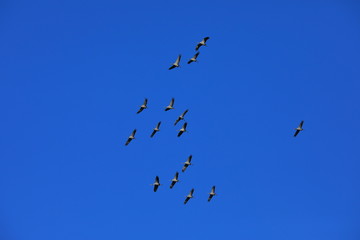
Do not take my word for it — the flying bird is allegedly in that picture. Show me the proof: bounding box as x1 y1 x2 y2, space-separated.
165 98 175 111
170 172 179 189
151 176 161 192
169 55 181 70
184 188 194 204
136 98 148 114
174 109 188 126
150 121 161 138
177 122 187 137
182 155 192 172
208 186 217 202
195 37 210 51
187 52 200 64
294 120 304 137
125 129 136 146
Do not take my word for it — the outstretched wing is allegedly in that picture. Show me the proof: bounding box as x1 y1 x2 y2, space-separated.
136 107 144 114
208 195 213 202
195 43 201 51
156 121 161 129
294 130 300 137
175 172 179 179
125 137 132 146
170 98 175 107
144 98 148 105
183 122 187 130
212 186 216 193
155 176 160 184
187 59 193 64
131 129 137 137
184 197 190 204
150 130 156 138
194 52 200 59
174 117 181 126
181 109 189 118
190 188 194 195
182 165 187 172
299 120 304 128
154 184 159 192
177 131 184 137
168 65 176 70
203 37 210 43
170 181 175 189
175 55 181 65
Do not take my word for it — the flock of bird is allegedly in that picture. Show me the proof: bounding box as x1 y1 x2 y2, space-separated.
125 36 305 205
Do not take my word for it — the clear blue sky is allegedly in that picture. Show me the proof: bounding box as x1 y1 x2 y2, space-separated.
1 1 360 239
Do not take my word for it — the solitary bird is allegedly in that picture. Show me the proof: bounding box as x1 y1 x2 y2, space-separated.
170 172 179 189
184 188 194 204
294 120 304 137
150 121 161 138
151 176 161 192
169 55 181 70
182 155 192 172
136 98 148 114
174 109 189 126
208 186 217 202
187 52 200 64
125 129 136 146
177 122 188 137
165 98 175 111
195 37 210 51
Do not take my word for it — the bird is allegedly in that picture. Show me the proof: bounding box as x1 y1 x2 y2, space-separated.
169 54 181 70
294 120 304 137
177 122 187 137
184 188 194 204
187 52 200 64
125 129 136 146
170 172 179 189
182 155 192 172
174 109 188 126
208 186 216 202
165 98 175 111
150 121 161 138
151 176 161 192
195 37 210 51
136 98 148 114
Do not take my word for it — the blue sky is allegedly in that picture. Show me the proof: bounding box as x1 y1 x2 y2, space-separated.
1 0 360 239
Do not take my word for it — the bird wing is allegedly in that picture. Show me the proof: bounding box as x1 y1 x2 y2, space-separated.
174 118 181 126
175 55 181 65
170 98 175 107
204 37 210 42
182 165 187 172
188 155 192 163
155 176 159 184
212 186 216 193
181 109 189 118
154 184 159 192
136 107 143 114
131 129 137 137
175 172 179 179
168 65 176 70
194 52 200 59
195 43 201 51
144 98 148 105
208 195 213 202
170 181 175 189
150 130 156 138
125 137 132 146
294 130 300 137
157 121 161 129
184 197 190 204
177 131 183 137
190 188 194 196
299 120 304 128
187 59 193 64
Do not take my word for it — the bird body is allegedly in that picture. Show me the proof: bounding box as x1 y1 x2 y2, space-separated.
195 37 210 51
165 98 175 111
150 121 161 138
294 120 304 137
151 176 161 192
169 55 181 70
170 172 179 189
137 98 148 114
184 188 194 204
187 52 200 64
182 155 192 172
174 109 189 126
177 122 187 137
125 129 136 146
208 186 216 202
